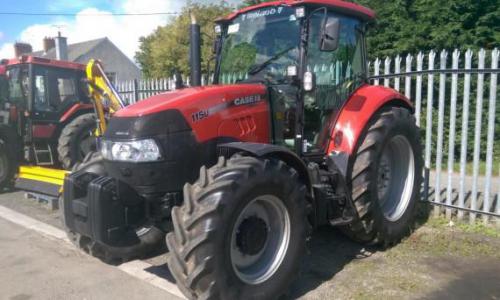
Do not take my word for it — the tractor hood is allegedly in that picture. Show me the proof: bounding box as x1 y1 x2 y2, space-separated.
109 84 270 143
115 84 267 118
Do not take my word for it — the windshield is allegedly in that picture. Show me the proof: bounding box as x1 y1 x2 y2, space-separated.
218 6 301 84
6 65 29 105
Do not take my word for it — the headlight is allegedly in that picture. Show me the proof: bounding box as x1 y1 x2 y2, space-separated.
101 139 162 162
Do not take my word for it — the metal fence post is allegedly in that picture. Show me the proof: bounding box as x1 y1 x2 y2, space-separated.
404 54 413 99
415 52 423 126
497 163 500 227
483 48 499 223
446 49 460 219
394 55 401 91
458 49 473 220
470 49 486 224
373 58 380 85
434 50 448 216
424 50 436 204
133 79 139 103
384 57 391 87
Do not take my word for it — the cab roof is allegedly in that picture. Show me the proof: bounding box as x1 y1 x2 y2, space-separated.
1 55 85 71
222 0 375 22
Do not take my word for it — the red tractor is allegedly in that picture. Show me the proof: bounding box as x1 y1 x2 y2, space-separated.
0 56 97 189
62 1 423 299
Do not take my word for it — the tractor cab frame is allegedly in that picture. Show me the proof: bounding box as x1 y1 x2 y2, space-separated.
213 2 371 162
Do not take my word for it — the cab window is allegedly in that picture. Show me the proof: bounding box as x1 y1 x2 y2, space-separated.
32 66 80 112
304 12 365 152
6 66 29 106
51 68 78 106
34 74 49 111
56 77 77 103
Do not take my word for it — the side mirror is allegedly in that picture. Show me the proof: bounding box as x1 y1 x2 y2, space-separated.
320 17 340 52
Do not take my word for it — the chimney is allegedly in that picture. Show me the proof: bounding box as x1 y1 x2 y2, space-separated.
43 37 55 53
55 32 68 61
13 42 33 57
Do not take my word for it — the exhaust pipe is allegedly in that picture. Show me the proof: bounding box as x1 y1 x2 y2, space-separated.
190 14 202 87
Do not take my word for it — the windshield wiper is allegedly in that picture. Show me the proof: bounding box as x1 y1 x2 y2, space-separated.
247 46 295 76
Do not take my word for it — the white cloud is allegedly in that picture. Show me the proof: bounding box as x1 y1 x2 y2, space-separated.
0 0 243 62
0 43 14 59
0 0 185 61
47 0 99 12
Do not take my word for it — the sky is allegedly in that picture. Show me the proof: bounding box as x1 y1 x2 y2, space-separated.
0 0 241 61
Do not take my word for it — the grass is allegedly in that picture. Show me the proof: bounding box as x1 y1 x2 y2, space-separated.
431 161 500 176
452 161 499 176
302 215 500 300
426 216 500 238
387 216 500 259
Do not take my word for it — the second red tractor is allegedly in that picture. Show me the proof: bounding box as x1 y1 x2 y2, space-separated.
0 56 97 190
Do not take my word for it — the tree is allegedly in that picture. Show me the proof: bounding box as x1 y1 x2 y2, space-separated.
137 0 499 76
237 0 499 59
355 0 499 59
135 2 232 78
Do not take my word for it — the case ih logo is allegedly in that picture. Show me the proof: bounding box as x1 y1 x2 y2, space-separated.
191 95 263 122
233 95 261 106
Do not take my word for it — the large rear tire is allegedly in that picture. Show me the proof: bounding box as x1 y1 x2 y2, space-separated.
343 106 423 246
60 152 165 263
167 156 310 300
57 113 97 170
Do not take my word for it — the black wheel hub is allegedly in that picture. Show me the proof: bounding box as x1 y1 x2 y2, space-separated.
236 216 268 256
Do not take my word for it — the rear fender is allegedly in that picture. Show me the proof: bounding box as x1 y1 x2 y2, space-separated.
218 142 312 193
327 84 413 157
59 103 94 123
54 105 94 139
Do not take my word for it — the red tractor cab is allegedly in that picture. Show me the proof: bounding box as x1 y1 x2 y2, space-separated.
0 56 96 188
62 1 423 299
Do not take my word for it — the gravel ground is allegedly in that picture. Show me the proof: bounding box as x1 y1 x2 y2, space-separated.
1 190 499 300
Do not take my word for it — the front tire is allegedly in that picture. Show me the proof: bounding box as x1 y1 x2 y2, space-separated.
167 156 310 300
344 106 423 246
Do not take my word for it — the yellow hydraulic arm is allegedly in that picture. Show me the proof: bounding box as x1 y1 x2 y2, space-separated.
85 59 125 136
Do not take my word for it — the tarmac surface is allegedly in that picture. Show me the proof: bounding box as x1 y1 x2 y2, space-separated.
0 190 499 300
0 216 182 300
